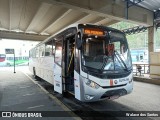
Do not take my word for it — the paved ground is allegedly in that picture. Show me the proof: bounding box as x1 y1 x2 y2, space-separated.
86 81 160 111
0 66 79 120
83 77 160 120
0 66 160 120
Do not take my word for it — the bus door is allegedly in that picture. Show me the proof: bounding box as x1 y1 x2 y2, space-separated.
54 40 63 94
62 36 75 94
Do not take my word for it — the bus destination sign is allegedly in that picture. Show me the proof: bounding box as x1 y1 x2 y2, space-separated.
84 29 104 36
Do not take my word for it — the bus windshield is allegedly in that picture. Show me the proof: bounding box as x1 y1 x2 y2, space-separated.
82 31 132 72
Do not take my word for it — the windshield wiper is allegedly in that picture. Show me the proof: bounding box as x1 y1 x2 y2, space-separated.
101 56 108 71
114 50 128 71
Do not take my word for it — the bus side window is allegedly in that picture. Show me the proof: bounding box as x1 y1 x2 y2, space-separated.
39 45 45 57
33 48 36 58
55 40 62 66
45 40 52 56
52 40 55 55
36 47 39 57
29 50 32 58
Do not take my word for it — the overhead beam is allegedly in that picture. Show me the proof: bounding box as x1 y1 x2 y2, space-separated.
0 31 49 41
94 18 109 25
48 12 88 35
25 3 52 33
40 9 72 34
41 0 153 26
9 0 12 30
94 18 119 26
74 14 105 24
88 17 105 24
75 14 92 23
41 13 88 41
104 20 119 26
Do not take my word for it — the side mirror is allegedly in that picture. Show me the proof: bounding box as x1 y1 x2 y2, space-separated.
76 38 82 50
76 33 82 50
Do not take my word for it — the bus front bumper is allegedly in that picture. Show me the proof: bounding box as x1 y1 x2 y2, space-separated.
80 80 133 102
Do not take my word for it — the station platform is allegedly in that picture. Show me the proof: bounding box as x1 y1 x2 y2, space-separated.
133 74 160 86
0 67 81 120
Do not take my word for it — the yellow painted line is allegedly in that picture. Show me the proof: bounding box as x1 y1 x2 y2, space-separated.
23 72 82 120
20 86 31 89
27 105 44 109
23 93 35 96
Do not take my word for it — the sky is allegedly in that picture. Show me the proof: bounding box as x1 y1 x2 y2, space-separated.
0 39 39 56
0 39 39 49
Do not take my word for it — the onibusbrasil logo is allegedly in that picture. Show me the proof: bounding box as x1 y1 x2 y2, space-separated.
1 112 42 118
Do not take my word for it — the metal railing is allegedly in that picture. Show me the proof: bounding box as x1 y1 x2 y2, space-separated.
133 63 149 76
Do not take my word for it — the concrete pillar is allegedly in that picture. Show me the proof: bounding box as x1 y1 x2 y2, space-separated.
148 26 156 73
148 26 155 52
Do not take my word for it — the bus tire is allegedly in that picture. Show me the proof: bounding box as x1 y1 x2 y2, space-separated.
33 67 37 79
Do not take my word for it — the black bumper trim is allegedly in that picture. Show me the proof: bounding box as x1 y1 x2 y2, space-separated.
101 83 127 89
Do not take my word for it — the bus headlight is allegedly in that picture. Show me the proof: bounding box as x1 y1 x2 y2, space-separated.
84 79 100 89
129 78 133 84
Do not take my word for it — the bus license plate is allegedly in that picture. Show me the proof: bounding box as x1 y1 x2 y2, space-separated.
110 95 119 100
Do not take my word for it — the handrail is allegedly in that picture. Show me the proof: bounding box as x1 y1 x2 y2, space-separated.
132 63 149 76
133 63 160 77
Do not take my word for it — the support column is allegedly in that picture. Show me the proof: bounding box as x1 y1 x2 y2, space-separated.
148 26 155 74
148 26 155 52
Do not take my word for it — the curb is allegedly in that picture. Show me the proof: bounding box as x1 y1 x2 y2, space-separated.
23 72 82 120
133 76 160 85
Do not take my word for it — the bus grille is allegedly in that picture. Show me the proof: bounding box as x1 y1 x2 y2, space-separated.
101 84 127 89
100 89 127 99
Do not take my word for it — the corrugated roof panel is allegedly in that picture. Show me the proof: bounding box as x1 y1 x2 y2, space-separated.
139 0 160 11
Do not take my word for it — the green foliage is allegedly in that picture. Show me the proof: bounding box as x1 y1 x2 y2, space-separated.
109 21 160 51
109 21 137 30
126 32 148 49
155 29 160 50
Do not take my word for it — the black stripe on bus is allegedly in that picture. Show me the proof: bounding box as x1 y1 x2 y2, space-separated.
101 83 127 89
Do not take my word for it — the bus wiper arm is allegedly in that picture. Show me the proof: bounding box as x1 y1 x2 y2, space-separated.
115 50 128 71
101 56 108 71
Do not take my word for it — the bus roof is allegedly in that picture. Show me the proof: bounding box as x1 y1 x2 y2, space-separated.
34 23 124 48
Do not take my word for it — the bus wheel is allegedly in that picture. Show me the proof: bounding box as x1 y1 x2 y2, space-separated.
33 67 37 79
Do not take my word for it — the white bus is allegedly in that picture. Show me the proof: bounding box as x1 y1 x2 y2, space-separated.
29 24 133 102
